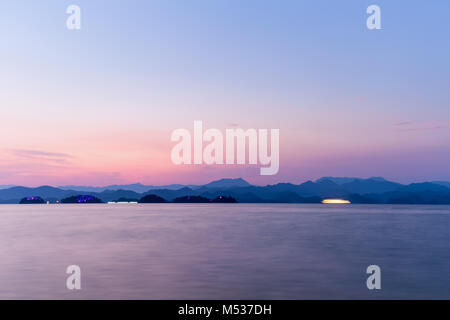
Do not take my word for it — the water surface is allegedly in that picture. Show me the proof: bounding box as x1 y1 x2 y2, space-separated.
0 204 449 299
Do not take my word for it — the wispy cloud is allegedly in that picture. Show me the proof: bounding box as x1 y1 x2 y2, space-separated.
393 121 413 126
8 149 74 164
393 121 450 132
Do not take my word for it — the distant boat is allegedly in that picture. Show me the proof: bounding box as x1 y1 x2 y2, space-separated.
322 199 351 204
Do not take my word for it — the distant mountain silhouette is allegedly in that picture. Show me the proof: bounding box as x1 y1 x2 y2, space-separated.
381 190 450 204
339 178 402 194
0 184 16 190
0 186 77 204
297 180 347 197
397 182 450 193
203 178 251 189
316 177 361 185
19 196 45 204
212 196 238 203
142 187 196 201
61 195 103 204
112 197 139 203
173 195 211 203
433 181 450 188
97 189 142 202
58 178 251 193
2 177 450 204
139 194 168 203
59 183 199 193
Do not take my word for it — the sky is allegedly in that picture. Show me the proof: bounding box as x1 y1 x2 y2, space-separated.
0 0 449 186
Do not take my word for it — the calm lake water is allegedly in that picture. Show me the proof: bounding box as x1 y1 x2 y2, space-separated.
0 204 449 299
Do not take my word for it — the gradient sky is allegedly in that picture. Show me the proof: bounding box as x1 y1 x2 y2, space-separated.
1 0 449 186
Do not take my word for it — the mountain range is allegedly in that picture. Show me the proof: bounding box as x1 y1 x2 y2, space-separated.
1 177 450 204
57 178 252 193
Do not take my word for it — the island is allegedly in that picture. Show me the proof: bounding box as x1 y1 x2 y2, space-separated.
138 194 168 203
212 196 237 203
173 195 211 203
61 195 103 204
19 196 46 204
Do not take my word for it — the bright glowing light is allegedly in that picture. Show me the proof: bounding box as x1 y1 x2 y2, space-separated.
322 199 351 204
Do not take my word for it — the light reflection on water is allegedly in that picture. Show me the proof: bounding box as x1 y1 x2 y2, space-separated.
0 204 449 299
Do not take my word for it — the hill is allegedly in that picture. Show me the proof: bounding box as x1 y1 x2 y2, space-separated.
1 177 450 204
